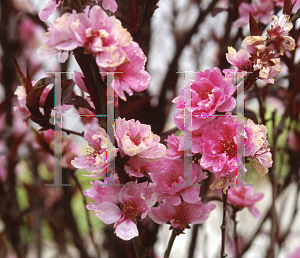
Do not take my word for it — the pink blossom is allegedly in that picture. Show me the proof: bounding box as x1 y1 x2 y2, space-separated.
100 41 151 101
228 186 264 219
95 181 156 240
289 247 300 258
233 0 274 28
84 177 121 208
39 0 61 21
149 200 216 232
245 119 272 177
226 47 252 72
38 5 132 67
102 0 118 13
150 159 207 205
198 116 242 179
71 124 118 176
165 134 185 159
266 15 295 55
14 86 31 117
114 117 166 162
173 67 236 132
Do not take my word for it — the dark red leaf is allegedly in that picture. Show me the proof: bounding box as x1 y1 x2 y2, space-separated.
283 0 293 15
249 12 260 36
26 77 55 121
13 58 26 88
62 95 95 113
61 79 75 103
25 68 33 94
43 79 75 117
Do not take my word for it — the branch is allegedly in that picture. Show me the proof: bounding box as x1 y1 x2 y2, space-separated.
221 190 228 258
164 230 177 258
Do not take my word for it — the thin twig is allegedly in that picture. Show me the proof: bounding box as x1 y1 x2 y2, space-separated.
232 208 239 258
221 190 228 258
164 230 177 258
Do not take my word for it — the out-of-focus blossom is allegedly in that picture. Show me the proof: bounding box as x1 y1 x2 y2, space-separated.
228 186 264 219
149 200 216 232
14 86 31 118
289 247 300 258
233 0 274 28
102 0 118 12
173 67 236 132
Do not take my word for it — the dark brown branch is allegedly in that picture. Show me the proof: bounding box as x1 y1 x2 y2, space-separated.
221 190 228 258
164 230 177 258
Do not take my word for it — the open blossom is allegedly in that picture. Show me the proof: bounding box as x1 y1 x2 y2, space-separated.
198 116 242 178
228 186 264 219
100 41 151 101
172 67 236 132
149 200 216 232
94 181 156 240
114 117 166 162
71 124 118 177
245 119 272 177
150 159 207 205
38 5 132 67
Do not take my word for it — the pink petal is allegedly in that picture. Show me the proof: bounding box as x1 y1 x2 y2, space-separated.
115 219 139 240
39 0 59 21
102 0 118 13
95 202 122 224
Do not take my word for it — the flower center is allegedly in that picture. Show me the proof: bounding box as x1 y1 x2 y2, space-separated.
218 137 236 158
131 133 142 146
198 85 212 100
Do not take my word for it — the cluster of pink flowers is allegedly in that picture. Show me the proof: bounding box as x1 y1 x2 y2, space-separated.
39 0 118 21
38 4 150 102
227 14 295 83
